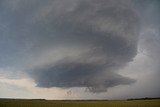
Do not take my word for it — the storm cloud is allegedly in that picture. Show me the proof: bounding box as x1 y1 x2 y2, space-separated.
0 0 140 92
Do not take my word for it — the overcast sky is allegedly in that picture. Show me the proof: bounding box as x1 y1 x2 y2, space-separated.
0 0 159 100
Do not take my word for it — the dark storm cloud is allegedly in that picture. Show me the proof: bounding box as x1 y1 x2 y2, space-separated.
30 60 135 92
0 0 140 92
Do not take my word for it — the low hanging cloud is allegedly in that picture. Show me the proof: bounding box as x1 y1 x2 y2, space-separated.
0 0 140 92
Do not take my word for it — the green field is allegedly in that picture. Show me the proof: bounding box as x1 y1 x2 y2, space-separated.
0 99 160 107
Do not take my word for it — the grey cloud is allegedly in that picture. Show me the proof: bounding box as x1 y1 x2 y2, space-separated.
137 0 160 73
30 61 135 93
131 0 160 97
0 0 140 92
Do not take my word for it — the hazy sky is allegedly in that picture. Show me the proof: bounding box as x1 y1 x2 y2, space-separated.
0 0 159 100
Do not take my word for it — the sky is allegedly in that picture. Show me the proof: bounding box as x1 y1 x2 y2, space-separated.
0 0 159 100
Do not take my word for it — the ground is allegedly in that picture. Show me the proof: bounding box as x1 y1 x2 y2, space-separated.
0 99 160 107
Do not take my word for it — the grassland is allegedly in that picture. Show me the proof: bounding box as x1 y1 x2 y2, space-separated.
0 99 160 107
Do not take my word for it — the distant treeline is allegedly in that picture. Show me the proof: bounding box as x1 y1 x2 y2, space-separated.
127 97 160 101
0 97 160 101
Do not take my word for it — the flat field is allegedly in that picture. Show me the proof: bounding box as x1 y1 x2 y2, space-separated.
0 99 160 107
